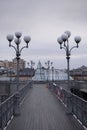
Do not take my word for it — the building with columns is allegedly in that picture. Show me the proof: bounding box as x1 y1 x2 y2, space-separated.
33 61 72 81
33 61 45 81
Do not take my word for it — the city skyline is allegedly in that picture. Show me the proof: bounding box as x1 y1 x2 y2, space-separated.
0 0 87 69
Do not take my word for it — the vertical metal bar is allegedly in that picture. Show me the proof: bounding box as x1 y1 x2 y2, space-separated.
9 98 11 120
0 105 2 130
67 57 70 90
52 67 54 82
17 58 19 91
6 101 8 126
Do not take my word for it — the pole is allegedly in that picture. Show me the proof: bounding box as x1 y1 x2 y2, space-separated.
7 32 31 116
67 56 70 90
16 41 20 91
66 40 70 91
47 68 48 81
52 67 54 82
66 56 72 114
17 58 19 91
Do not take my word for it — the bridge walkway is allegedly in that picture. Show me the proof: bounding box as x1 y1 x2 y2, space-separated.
6 84 84 130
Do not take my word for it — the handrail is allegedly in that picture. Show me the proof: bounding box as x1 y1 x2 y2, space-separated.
48 82 87 128
0 81 32 130
0 93 16 107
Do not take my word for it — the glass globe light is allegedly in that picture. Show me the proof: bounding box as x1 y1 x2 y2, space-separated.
7 34 14 42
57 37 63 44
74 36 81 43
24 36 31 43
14 38 21 45
15 32 22 39
64 31 71 38
61 33 68 42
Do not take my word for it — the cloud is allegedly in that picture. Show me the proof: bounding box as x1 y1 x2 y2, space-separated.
0 0 87 69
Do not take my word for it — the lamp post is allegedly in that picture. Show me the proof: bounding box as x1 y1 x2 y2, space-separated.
27 61 35 80
57 31 81 90
55 70 59 81
7 32 31 91
27 60 35 69
45 60 53 81
52 67 54 81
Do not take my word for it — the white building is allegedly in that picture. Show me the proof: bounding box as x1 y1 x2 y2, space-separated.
33 61 45 81
33 61 73 81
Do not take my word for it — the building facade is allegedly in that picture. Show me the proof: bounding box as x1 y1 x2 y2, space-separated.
12 58 25 71
0 60 4 68
33 61 72 81
33 61 45 81
0 59 25 70
70 66 87 80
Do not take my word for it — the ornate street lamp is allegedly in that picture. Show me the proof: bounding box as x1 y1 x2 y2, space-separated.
52 66 54 81
57 31 81 90
45 60 53 81
27 60 35 69
7 32 31 91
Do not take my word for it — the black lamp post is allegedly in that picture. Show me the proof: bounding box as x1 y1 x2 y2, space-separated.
45 60 53 81
52 67 54 81
27 60 35 69
57 31 81 90
7 32 31 91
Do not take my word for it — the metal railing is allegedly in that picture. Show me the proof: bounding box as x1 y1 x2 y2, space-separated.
0 94 15 130
20 81 32 102
0 81 32 130
48 82 87 128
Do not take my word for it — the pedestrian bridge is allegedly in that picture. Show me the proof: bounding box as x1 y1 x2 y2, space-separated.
0 82 86 130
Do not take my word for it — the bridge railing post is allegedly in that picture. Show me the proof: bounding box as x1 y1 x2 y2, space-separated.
13 92 20 116
66 92 73 114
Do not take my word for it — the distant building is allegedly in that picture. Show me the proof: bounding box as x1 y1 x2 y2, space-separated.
4 60 13 69
0 59 25 71
13 58 25 71
33 61 72 81
33 61 45 81
70 65 87 80
54 69 73 80
0 60 4 68
0 59 26 78
19 68 35 81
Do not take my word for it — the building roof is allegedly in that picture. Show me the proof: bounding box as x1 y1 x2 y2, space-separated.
20 68 35 77
70 65 87 76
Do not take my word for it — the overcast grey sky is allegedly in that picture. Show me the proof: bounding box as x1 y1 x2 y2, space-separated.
0 0 87 69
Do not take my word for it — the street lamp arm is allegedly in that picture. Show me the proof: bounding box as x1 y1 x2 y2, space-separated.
61 46 67 52
10 44 17 52
63 41 67 48
20 46 27 53
70 45 78 53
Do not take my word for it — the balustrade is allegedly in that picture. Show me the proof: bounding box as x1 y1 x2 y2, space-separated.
0 81 32 130
48 82 87 128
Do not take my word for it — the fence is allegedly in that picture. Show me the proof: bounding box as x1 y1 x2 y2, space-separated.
0 81 32 130
48 82 87 128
